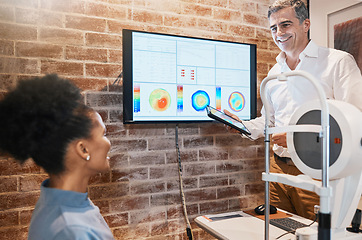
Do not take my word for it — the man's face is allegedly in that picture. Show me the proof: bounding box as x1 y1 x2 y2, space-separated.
269 7 310 56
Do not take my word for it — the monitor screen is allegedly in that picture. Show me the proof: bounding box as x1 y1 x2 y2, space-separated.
123 29 257 123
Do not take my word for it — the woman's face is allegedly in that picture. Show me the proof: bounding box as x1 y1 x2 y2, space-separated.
84 112 111 174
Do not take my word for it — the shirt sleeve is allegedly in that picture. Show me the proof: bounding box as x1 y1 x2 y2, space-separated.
333 53 362 111
53 226 103 240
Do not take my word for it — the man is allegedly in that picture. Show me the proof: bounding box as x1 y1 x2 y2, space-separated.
225 0 362 220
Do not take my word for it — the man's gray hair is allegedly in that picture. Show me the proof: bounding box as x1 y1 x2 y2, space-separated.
268 0 309 24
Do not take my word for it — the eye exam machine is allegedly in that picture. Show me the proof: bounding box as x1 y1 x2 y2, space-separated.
195 70 362 240
261 70 362 240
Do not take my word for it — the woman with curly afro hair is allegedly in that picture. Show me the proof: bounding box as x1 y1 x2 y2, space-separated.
0 74 114 240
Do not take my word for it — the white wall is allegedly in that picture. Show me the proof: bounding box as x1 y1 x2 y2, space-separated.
310 0 362 47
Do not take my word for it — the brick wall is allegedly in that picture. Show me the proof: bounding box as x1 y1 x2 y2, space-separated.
0 0 279 239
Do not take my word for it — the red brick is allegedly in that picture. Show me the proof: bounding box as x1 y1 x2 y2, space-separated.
165 149 198 164
0 57 38 74
0 23 37 41
0 159 41 176
88 171 111 185
0 210 18 227
41 60 83 76
113 223 150 239
65 15 106 32
85 63 121 78
183 136 213 148
166 177 198 191
217 186 241 199
0 176 17 193
85 1 109 18
111 167 148 182
65 46 107 62
108 153 128 170
107 5 128 20
128 152 165 166
216 161 244 173
0 192 39 210
110 195 149 212
14 8 39 25
150 192 180 206
213 8 242 22
68 76 109 91
184 188 217 202
85 91 122 107
0 5 15 22
89 182 129 200
19 174 47 192
130 208 166 224
38 11 63 27
164 14 197 28
110 139 148 153
127 125 166 137
167 204 198 220
199 175 228 188
229 24 255 38
184 162 216 176
130 9 163 25
230 171 261 185
19 209 33 225
183 3 212 17
149 165 178 179
104 212 128 228
244 13 268 27
0 226 28 240
0 40 14 56
245 182 264 195
90 199 109 215
199 122 229 135
258 49 278 63
40 0 85 14
215 134 250 147
107 20 143 34
198 18 228 32
108 49 122 63
5 0 38 8
199 148 228 161
229 1 256 12
39 27 84 45
130 180 165 195
256 27 272 40
16 42 63 59
199 199 229 214
148 137 178 151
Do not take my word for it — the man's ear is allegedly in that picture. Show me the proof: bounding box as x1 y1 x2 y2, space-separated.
304 19 311 33
75 140 89 160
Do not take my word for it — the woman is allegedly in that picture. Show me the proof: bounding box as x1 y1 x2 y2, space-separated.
0 74 114 239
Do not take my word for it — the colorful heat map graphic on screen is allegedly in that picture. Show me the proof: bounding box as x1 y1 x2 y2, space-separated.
228 91 245 112
134 85 140 113
191 90 210 111
149 88 171 112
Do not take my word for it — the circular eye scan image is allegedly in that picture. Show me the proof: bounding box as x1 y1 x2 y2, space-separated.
149 88 171 112
228 91 245 112
191 90 210 111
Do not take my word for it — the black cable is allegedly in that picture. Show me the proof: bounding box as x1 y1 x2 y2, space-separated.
175 124 194 240
112 72 123 85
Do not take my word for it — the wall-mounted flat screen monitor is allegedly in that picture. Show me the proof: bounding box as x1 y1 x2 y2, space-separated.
122 29 257 123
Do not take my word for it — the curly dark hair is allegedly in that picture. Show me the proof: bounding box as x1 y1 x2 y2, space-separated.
268 0 309 24
0 74 94 175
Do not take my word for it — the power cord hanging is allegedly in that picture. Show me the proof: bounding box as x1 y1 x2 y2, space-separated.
112 72 123 86
175 124 194 240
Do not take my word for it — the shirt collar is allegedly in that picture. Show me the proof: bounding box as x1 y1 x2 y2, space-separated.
276 40 318 65
39 179 90 208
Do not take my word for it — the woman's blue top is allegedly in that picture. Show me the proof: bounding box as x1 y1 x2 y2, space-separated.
28 179 114 240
